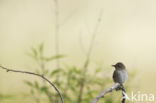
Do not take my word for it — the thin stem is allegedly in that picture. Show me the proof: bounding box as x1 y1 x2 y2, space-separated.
0 65 64 103
54 0 60 69
77 11 103 103
53 0 61 103
86 11 102 60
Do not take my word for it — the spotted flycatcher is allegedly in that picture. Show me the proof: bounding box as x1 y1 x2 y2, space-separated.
112 62 128 89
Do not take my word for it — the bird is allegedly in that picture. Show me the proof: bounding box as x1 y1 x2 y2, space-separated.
112 62 128 90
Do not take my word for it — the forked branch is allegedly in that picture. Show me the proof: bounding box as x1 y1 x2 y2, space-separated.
0 65 64 103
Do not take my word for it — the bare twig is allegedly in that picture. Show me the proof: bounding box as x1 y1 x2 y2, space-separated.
91 83 120 103
77 11 103 103
59 9 77 28
86 10 103 60
53 0 60 69
0 65 64 103
79 32 87 56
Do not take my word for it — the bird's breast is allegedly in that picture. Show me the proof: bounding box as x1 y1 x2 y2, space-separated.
113 70 128 84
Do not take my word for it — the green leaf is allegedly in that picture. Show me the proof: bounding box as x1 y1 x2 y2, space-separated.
24 80 33 87
31 47 38 57
39 43 44 54
0 94 13 100
95 67 102 73
26 47 39 60
43 55 65 62
34 81 39 89
50 69 61 76
40 86 48 92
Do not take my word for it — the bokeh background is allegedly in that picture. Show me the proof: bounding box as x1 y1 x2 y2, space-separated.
0 0 156 103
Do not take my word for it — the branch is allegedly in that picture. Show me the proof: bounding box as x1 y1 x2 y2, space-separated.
0 65 64 103
92 83 120 103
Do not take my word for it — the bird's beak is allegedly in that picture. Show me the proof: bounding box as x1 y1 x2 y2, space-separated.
112 65 115 67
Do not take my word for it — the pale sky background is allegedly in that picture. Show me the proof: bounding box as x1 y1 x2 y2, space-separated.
0 0 156 102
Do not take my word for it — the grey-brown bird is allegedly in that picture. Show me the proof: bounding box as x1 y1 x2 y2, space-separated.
112 62 128 86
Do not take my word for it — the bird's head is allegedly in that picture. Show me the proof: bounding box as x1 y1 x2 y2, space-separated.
112 62 126 70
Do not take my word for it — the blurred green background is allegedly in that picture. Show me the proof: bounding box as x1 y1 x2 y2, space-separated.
0 0 156 103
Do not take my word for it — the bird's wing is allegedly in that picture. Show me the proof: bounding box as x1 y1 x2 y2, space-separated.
113 70 121 83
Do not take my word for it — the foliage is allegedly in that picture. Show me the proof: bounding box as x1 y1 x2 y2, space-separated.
23 43 136 103
0 94 13 103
